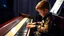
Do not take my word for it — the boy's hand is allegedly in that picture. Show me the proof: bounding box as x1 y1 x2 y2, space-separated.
26 22 36 28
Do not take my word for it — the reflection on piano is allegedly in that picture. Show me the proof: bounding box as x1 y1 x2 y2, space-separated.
0 13 32 36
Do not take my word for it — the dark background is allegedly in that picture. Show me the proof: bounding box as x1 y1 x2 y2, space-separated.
0 0 64 24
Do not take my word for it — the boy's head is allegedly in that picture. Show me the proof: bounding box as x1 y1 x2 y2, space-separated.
35 0 50 17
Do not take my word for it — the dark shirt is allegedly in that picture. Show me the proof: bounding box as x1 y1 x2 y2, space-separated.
29 13 64 36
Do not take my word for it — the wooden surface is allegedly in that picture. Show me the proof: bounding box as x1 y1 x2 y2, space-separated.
5 18 28 36
0 16 24 36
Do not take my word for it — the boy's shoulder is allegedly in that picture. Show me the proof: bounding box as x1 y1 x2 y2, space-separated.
52 15 64 21
52 15 64 28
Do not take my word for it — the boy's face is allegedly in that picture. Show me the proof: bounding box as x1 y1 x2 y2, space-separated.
37 9 48 18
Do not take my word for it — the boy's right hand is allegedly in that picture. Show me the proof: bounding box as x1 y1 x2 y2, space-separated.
26 22 36 29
